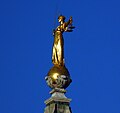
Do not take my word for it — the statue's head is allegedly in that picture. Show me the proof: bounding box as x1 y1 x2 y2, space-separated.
58 15 65 23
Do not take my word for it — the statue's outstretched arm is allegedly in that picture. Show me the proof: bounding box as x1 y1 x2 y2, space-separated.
64 17 75 32
65 17 73 27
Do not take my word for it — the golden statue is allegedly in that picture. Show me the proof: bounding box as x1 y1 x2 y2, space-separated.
52 15 75 66
46 15 75 88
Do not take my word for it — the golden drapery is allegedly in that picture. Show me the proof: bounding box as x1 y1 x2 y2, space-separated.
52 26 64 66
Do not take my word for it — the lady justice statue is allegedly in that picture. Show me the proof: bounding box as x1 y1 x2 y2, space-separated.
46 15 75 89
52 15 74 66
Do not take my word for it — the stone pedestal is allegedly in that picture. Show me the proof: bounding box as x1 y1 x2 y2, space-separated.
45 65 72 113
44 88 72 113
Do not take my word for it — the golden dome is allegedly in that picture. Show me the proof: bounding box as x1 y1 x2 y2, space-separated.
47 65 70 80
46 65 71 89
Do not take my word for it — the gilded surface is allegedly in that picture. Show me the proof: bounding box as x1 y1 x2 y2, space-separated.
52 15 75 66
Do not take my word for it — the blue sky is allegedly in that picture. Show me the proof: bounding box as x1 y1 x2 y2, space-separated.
0 0 120 113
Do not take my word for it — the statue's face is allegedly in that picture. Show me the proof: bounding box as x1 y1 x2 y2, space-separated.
58 18 62 23
58 16 65 23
